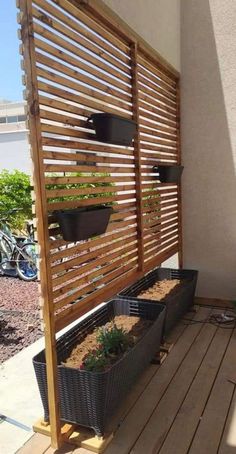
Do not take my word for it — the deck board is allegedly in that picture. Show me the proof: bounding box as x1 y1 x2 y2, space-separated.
132 308 217 453
158 313 233 454
105 307 210 454
188 327 236 454
16 306 236 454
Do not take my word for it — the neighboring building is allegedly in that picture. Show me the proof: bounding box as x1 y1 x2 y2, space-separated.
0 101 30 173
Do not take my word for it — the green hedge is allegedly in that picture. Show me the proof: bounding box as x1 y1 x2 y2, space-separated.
0 169 32 230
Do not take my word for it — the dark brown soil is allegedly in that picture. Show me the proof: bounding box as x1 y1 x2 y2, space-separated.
0 276 41 363
137 279 182 301
64 315 152 369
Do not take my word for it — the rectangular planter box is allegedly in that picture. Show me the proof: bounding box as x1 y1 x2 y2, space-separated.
119 268 198 336
89 113 136 146
153 165 184 183
56 205 113 241
33 298 165 436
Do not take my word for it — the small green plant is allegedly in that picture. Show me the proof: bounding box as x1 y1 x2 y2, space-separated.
97 323 129 356
80 348 109 372
80 323 131 372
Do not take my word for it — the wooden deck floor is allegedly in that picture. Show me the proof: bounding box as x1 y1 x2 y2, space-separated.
17 306 236 454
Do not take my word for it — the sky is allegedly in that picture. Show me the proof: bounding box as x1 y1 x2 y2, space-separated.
0 0 23 102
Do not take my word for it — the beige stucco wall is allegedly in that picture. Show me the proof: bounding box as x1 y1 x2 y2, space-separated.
181 0 236 299
103 0 180 71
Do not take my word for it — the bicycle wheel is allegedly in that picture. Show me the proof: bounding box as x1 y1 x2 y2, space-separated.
16 242 37 281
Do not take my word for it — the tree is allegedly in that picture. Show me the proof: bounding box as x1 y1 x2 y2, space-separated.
0 169 32 231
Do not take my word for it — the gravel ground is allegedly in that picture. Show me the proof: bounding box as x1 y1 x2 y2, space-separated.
0 276 42 363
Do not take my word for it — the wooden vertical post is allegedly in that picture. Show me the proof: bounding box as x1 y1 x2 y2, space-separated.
130 42 145 272
176 79 183 268
18 0 61 448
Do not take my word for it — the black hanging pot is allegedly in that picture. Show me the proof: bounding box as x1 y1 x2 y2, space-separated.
88 113 136 146
56 205 113 242
153 165 184 183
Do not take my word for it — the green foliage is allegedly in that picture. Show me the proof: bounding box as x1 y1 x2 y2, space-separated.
46 172 115 205
0 170 32 230
80 348 109 372
97 323 129 356
80 323 130 372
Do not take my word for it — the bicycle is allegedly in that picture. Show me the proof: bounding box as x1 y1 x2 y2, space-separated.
0 208 37 281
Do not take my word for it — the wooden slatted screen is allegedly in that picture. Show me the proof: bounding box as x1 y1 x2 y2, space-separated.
18 0 181 447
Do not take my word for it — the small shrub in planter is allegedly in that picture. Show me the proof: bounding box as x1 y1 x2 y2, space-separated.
88 113 137 146
56 205 113 241
153 165 184 183
33 298 165 436
119 268 198 337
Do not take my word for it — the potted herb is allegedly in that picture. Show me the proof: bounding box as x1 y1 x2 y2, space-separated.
153 165 184 183
56 205 113 241
33 298 165 436
88 113 136 146
119 267 198 337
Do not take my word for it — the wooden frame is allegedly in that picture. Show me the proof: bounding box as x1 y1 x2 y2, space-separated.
17 0 182 448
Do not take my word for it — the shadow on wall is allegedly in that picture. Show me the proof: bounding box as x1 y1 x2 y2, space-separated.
181 0 236 299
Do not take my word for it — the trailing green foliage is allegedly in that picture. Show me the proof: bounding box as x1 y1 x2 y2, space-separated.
0 169 32 230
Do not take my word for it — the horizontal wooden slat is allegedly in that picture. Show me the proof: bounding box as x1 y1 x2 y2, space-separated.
40 108 92 130
140 124 177 141
144 237 179 261
35 38 130 94
45 177 135 188
47 192 136 211
33 3 129 72
54 257 138 310
138 75 176 109
139 99 176 124
33 23 130 85
43 149 134 165
41 134 134 156
52 231 137 277
50 0 130 54
53 240 138 289
137 55 176 88
139 105 177 129
38 81 132 118
54 267 139 332
37 64 131 112
46 183 135 199
50 225 137 262
138 62 176 93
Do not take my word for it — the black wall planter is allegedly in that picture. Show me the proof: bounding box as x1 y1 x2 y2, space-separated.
56 205 113 242
33 298 165 436
89 113 136 146
153 165 184 183
119 267 198 337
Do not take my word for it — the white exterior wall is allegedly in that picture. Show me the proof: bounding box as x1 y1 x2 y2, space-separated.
181 0 236 299
0 101 30 174
103 0 180 71
0 130 30 174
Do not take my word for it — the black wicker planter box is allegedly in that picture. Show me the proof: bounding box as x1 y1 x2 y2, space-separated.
153 165 184 183
119 268 198 336
33 298 165 436
56 205 113 241
88 113 136 146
